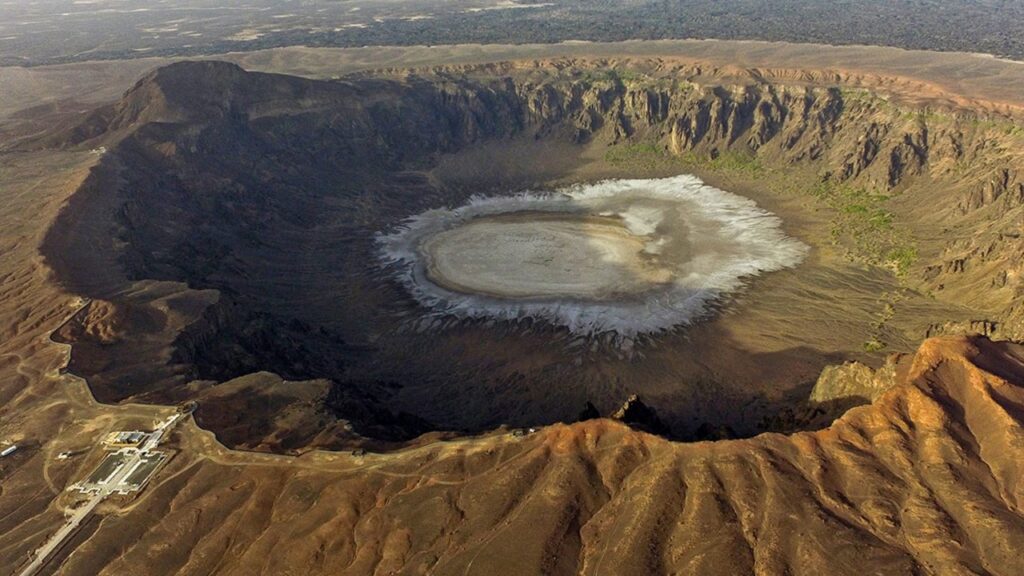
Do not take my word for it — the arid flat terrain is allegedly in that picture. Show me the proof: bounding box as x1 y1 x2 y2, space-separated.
423 214 666 299
5 0 1024 66
1 39 1024 576
6 39 1024 131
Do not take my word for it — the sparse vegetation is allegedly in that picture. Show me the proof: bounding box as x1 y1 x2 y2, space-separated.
696 151 765 176
802 180 919 348
604 142 687 171
805 181 917 277
886 245 918 277
863 290 906 353
863 338 886 353
607 142 766 175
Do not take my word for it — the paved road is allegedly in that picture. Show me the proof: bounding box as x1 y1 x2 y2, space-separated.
142 413 182 451
16 493 102 576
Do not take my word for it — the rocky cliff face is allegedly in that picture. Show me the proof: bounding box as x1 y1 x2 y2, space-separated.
41 59 1024 446
87 61 1024 323
810 355 903 404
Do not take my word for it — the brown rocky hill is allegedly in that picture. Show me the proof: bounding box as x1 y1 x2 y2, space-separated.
44 335 1024 575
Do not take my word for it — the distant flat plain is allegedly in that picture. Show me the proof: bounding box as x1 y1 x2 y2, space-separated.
5 38 1024 132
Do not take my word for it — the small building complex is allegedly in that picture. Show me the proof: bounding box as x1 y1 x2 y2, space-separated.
103 430 147 448
77 417 180 496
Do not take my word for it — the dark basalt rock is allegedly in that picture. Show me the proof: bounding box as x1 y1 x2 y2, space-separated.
610 394 669 436
577 402 600 422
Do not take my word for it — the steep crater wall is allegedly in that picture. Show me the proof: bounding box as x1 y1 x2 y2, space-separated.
40 60 1024 449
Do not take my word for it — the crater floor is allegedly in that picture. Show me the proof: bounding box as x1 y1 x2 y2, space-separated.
423 212 672 300
380 175 809 336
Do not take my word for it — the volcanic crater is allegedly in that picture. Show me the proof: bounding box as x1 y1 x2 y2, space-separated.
39 59 1024 450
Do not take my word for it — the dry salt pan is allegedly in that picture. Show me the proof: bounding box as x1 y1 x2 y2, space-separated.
377 175 809 337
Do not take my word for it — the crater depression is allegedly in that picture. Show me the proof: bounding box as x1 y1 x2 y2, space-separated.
38 59 1024 448
380 175 808 335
